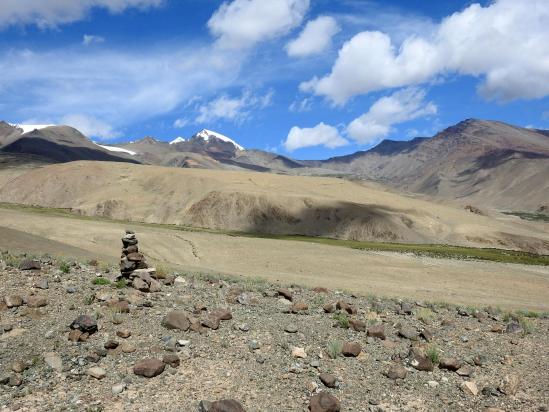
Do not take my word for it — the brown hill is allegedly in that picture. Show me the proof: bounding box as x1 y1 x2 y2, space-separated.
318 120 549 211
0 124 139 164
0 161 547 253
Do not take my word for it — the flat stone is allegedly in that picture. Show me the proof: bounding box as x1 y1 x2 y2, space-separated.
11 360 27 373
4 295 23 308
367 324 386 340
44 352 63 372
439 357 462 371
209 399 246 412
19 259 41 270
291 302 308 313
133 358 165 378
116 329 131 338
104 340 119 349
499 375 519 395
461 381 479 396
284 324 298 333
87 367 106 380
322 303 335 313
385 364 407 380
277 288 293 301
210 308 232 320
398 325 418 340
27 296 47 308
202 316 220 330
112 384 126 395
309 391 341 412
121 342 137 353
162 353 180 368
291 347 307 358
162 311 190 331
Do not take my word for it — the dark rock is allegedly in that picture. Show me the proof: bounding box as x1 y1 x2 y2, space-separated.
349 319 366 332
309 391 340 412
104 340 119 350
413 356 434 371
439 357 462 371
70 315 98 334
162 311 190 331
319 373 337 388
420 329 433 342
336 301 357 315
133 359 165 378
505 321 522 334
341 342 361 357
277 288 293 301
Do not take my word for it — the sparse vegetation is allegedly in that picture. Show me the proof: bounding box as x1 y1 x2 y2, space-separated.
519 317 535 336
59 260 71 274
502 211 549 222
333 312 350 329
416 308 435 324
426 345 440 364
326 340 343 359
92 277 111 286
84 294 95 305
114 279 128 289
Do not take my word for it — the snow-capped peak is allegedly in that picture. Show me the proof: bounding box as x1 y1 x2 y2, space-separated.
194 129 244 150
10 123 55 134
169 136 186 145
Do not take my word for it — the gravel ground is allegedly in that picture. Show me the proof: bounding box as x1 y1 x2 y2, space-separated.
1 253 548 412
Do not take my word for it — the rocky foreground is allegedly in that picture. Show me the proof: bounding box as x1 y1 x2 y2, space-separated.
0 250 548 411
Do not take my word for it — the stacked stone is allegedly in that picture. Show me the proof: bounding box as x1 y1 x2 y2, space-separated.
120 230 148 278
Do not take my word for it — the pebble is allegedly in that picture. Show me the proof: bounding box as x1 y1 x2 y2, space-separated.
87 367 106 380
112 384 126 395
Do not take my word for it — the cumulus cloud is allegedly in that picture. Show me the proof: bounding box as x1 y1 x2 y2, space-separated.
347 88 437 144
0 0 163 29
195 90 273 124
284 122 348 151
208 0 310 49
82 34 105 46
302 0 549 104
286 16 340 57
60 114 119 139
0 46 242 140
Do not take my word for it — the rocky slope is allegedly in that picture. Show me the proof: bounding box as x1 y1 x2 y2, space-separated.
0 248 547 411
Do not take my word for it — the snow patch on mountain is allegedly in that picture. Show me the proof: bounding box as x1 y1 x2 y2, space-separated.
94 143 136 156
170 136 186 144
194 129 244 150
10 123 55 134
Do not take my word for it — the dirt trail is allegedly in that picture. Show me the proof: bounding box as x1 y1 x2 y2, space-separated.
0 207 548 310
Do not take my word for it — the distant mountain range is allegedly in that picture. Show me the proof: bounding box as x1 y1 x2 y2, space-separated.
1 119 548 212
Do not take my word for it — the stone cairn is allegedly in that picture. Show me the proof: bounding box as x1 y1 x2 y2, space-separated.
119 230 161 292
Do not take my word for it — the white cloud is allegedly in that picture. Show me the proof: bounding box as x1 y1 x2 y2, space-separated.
0 46 242 139
195 90 273 124
0 0 163 29
347 88 437 144
173 118 189 128
302 0 549 104
82 34 105 46
289 97 312 112
284 122 348 151
208 0 310 49
60 114 119 139
286 16 340 57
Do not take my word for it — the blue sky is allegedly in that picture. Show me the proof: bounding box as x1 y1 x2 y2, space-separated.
0 0 548 159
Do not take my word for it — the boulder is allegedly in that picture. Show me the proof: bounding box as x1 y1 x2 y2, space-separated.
70 315 98 334
349 319 366 332
319 373 337 388
4 295 23 308
341 342 361 357
367 324 386 340
277 288 293 301
19 259 41 270
439 357 462 371
309 391 340 412
385 364 407 380
133 359 165 378
162 311 190 331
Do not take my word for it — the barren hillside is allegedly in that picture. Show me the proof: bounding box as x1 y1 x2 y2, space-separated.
0 161 547 253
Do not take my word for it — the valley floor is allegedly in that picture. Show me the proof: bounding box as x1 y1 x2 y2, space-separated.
0 206 548 311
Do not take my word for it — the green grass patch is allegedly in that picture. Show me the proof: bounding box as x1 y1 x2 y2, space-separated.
502 211 549 222
332 312 350 329
92 277 111 286
1 202 548 266
426 345 440 364
59 261 71 274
